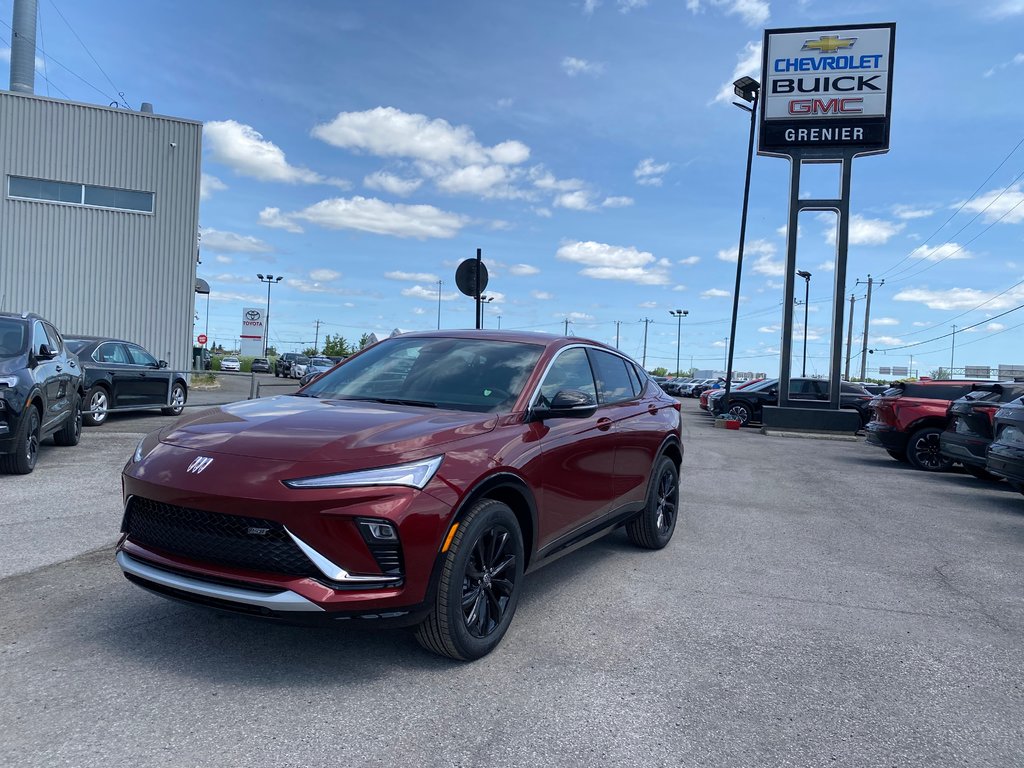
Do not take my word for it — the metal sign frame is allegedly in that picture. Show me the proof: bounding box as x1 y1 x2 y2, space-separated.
758 22 895 411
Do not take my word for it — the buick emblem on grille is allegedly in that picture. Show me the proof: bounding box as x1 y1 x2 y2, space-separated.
246 527 271 536
186 456 214 474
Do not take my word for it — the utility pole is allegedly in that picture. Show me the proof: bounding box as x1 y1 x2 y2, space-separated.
844 292 857 381
436 280 442 330
857 275 883 380
950 325 957 378
641 318 652 369
563 317 572 335
615 321 621 349
313 319 322 354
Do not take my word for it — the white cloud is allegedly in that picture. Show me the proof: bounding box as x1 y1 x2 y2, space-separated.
872 317 900 327
204 120 344 186
716 239 783 276
402 285 460 301
530 166 586 192
639 300 657 308
713 40 762 104
201 228 273 254
913 321 930 327
436 164 518 198
826 214 904 246
688 0 769 26
554 190 596 210
200 173 227 200
758 324 779 333
258 207 304 234
989 3 1024 19
909 243 974 261
309 269 340 282
214 255 232 264
564 311 595 322
672 284 687 292
532 290 553 300
286 278 349 295
562 57 605 77
618 0 648 12
634 158 670 187
313 107 530 168
385 271 440 282
556 240 671 285
984 51 1024 77
583 0 600 13
534 207 553 218
678 256 700 266
892 204 934 220
871 335 903 346
987 322 1007 332
509 264 539 276
894 285 1024 311
815 261 835 273
364 171 423 196
262 197 467 239
702 288 731 299
711 339 729 347
956 183 1024 224
412 307 426 315
602 196 634 208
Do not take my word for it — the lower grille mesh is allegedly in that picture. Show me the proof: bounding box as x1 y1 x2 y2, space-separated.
124 497 319 578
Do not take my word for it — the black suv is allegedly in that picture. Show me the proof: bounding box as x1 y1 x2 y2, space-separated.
0 312 84 473
709 377 874 426
939 382 1024 479
274 352 300 377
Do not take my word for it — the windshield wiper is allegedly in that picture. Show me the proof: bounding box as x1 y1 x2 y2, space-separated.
336 396 438 408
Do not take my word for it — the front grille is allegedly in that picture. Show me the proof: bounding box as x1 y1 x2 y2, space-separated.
124 496 319 579
369 546 403 575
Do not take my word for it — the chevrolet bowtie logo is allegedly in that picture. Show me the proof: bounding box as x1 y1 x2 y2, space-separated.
802 35 857 54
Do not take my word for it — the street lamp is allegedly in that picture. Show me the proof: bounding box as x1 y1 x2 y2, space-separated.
479 295 495 328
436 280 443 330
669 309 688 376
796 269 812 377
722 75 760 417
256 273 283 356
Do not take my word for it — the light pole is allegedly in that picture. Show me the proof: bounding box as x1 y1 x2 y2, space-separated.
496 314 502 329
950 325 957 378
723 75 759 416
436 280 443 330
669 309 688 376
256 273 282 356
480 295 494 328
796 269 811 377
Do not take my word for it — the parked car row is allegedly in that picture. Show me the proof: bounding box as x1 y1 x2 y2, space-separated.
702 377 875 427
0 312 189 473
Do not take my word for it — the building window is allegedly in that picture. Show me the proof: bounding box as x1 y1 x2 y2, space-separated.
7 175 154 213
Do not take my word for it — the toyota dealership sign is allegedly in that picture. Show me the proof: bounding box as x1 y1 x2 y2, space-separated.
240 306 266 356
759 23 895 157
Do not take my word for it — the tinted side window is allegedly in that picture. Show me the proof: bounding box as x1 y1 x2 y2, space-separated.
588 349 636 404
42 323 63 353
537 348 596 404
127 345 158 366
624 360 642 396
31 322 49 355
95 342 130 364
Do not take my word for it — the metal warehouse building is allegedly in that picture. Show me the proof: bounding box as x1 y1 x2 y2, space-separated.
0 89 202 370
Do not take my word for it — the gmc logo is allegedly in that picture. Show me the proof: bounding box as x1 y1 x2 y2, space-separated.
788 97 863 115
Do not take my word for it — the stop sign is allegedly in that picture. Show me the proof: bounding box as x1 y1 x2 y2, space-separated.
197 334 208 345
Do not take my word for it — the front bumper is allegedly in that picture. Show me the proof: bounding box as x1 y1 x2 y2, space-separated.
864 422 906 452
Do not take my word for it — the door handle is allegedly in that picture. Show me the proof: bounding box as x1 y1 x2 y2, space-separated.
55 365 63 372
597 417 613 431
648 404 658 415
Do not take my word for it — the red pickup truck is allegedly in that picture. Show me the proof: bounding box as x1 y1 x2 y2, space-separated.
864 379 995 471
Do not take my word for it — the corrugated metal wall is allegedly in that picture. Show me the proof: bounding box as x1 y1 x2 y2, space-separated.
0 92 202 369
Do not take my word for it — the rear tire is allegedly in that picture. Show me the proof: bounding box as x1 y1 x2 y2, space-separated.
906 427 953 472
53 393 82 447
729 401 752 427
161 382 187 416
83 385 109 426
415 499 524 661
1 405 41 474
626 456 679 550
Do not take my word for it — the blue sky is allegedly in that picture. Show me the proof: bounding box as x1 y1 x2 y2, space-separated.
3 0 1024 377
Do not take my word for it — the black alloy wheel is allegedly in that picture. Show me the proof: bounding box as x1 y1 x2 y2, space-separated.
53 393 82 447
626 455 679 550
415 498 524 661
1 405 41 474
906 427 954 472
729 401 752 427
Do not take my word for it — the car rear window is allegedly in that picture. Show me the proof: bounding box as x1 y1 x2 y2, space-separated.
898 383 980 399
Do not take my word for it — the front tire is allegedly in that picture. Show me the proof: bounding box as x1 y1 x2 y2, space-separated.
1 405 41 474
906 427 953 472
83 385 109 426
626 456 679 550
53 393 82 446
729 401 752 427
415 499 524 661
161 382 187 416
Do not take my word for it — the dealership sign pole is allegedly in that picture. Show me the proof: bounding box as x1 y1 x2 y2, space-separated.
759 23 895 415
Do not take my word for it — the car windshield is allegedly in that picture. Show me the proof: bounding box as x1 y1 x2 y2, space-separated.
295 356 310 364
310 357 333 367
301 336 544 413
224 357 238 362
0 319 27 358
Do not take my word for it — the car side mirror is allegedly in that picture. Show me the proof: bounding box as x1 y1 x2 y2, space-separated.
158 360 168 368
768 388 778 397
35 344 56 360
532 389 598 421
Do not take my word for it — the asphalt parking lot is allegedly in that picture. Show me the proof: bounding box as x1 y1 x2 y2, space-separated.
2 395 1022 767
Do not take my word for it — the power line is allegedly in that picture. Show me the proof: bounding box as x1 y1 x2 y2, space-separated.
870 302 1024 353
894 276 1024 339
0 32 72 100
46 0 129 107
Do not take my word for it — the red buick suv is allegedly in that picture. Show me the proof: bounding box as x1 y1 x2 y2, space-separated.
117 331 683 660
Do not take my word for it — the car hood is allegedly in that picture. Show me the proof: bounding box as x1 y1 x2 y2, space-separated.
158 395 497 462
0 355 27 374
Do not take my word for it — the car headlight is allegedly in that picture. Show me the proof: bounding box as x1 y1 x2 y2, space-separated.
0 375 17 388
283 455 443 490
